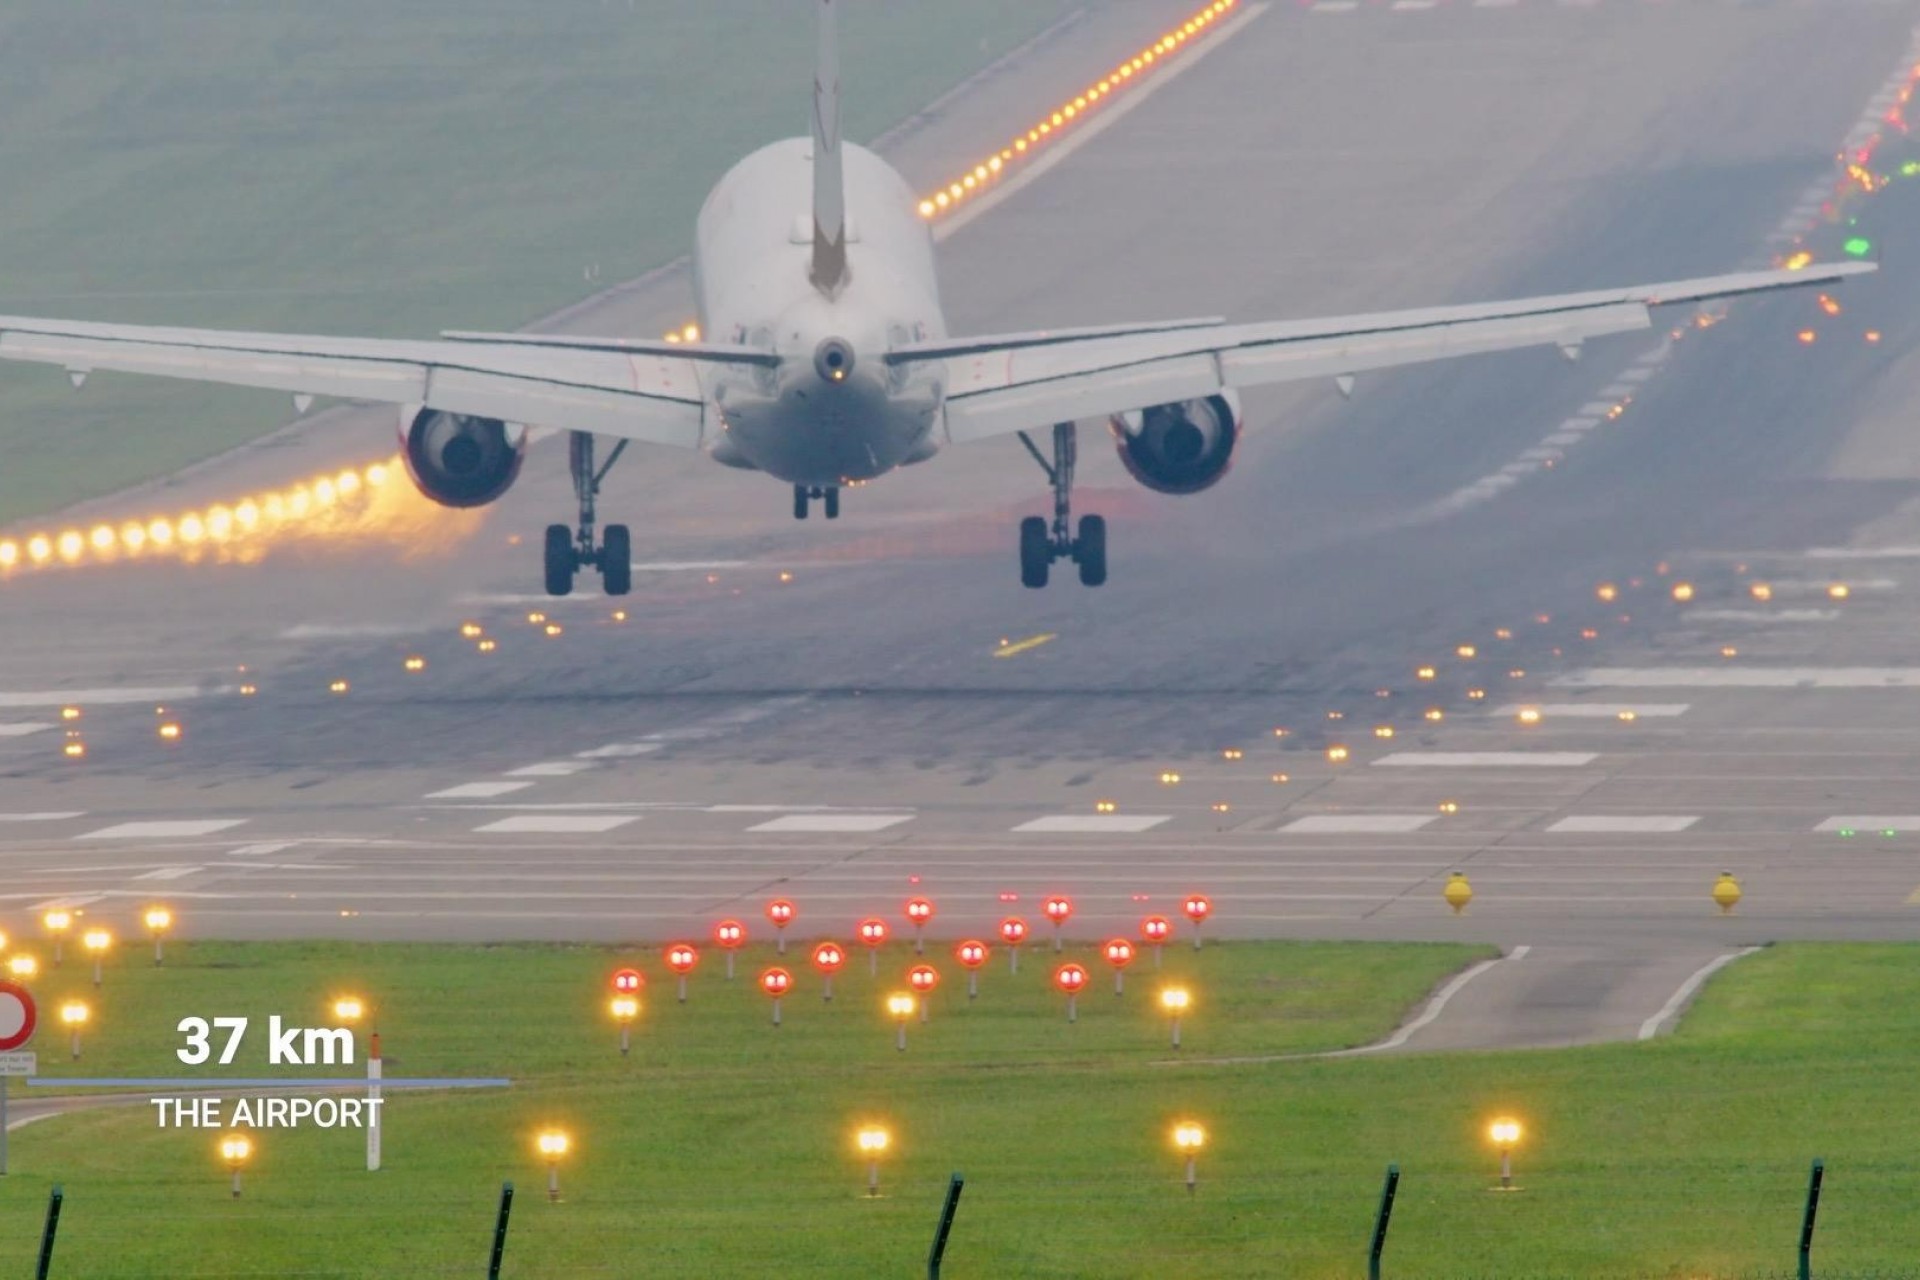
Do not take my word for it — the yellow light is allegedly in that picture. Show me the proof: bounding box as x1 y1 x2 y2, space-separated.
1221 747 1242 760
238 683 258 696
313 478 337 507
82 929 111 954
1494 627 1513 640
205 506 234 539
1785 250 1814 271
43 910 71 934
610 995 640 1021
7 955 37 977
1829 583 1851 600
1751 582 1773 601
856 1125 891 1155
1424 708 1444 722
1326 745 1350 763
88 525 114 551
527 611 546 624
158 722 182 741
1416 666 1436 681
1618 710 1638 723
1159 987 1191 1012
178 514 205 544
1517 707 1541 725
221 1135 253 1165
56 530 83 562
611 609 628 622
1438 800 1459 814
1095 799 1117 813
918 200 935 217
1172 1122 1207 1153
886 993 917 1020
366 463 390 486
1373 725 1394 739
1457 644 1476 659
477 639 498 653
120 522 146 552
329 679 349 694
544 623 563 637
403 655 426 672
1670 582 1694 602
1159 771 1181 785
460 622 483 638
1721 646 1738 659
1489 1118 1523 1148
0 541 15 568
145 907 173 932
1467 688 1487 701
332 996 365 1022
336 470 361 497
60 1000 88 1026
60 706 81 721
62 741 85 759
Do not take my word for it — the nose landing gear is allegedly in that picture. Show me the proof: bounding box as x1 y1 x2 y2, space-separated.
544 431 632 597
1016 422 1106 588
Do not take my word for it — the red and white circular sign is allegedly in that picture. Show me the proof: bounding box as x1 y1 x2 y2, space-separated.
0 980 36 1051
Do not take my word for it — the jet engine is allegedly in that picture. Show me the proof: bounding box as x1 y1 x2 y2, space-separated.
1108 391 1239 495
398 407 526 508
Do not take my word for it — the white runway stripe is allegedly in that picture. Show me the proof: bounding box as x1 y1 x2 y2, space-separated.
505 762 594 777
748 814 915 833
0 812 83 822
1492 703 1688 718
1012 815 1171 833
77 820 245 840
133 865 206 880
1556 668 1920 689
474 815 640 835
1813 816 1920 833
0 686 215 708
1374 752 1597 768
1545 816 1699 834
424 782 535 799
1281 815 1437 834
0 723 54 738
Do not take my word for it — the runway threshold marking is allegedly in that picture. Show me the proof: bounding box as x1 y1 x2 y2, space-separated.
993 633 1057 659
1638 948 1762 1040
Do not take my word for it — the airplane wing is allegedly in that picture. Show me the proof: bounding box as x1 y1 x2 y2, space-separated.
0 316 734 448
930 263 1875 444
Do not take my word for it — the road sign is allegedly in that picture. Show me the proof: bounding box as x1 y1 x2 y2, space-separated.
0 1052 35 1076
0 980 36 1052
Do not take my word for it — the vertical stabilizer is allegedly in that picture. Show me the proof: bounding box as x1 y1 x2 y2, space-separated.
810 0 848 293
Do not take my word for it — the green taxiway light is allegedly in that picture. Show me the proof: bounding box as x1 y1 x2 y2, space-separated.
1902 161 1920 177
1839 828 1857 838
1884 829 1899 838
1843 237 1874 257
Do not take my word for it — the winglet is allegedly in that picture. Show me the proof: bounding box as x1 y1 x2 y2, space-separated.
810 0 848 294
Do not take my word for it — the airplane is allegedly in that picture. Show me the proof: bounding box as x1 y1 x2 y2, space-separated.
0 0 1873 596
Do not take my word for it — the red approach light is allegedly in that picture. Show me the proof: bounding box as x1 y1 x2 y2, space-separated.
760 967 793 997
611 968 644 995
908 964 940 993
1141 915 1173 943
766 899 797 927
812 942 846 974
857 918 889 947
1103 939 1135 969
905 897 935 926
1043 896 1074 926
955 940 989 969
665 944 699 975
714 920 746 949
1182 895 1212 925
1054 963 1089 994
999 917 1029 945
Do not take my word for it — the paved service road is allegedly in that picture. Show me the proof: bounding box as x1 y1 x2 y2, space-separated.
4 0 1920 1050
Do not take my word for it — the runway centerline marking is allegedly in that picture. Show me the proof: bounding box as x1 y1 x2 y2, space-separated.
505 762 594 777
747 814 915 833
1281 814 1437 834
993 633 1057 659
1012 814 1170 833
1545 816 1699 834
76 819 246 840
424 781 535 799
474 814 640 835
1638 948 1762 1040
132 865 206 881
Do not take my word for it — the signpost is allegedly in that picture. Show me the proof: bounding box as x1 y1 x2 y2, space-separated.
0 979 40 1176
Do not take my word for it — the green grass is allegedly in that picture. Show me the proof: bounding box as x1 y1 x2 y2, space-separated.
0 1 1073 523
0 938 1481 1278
8 941 1920 1278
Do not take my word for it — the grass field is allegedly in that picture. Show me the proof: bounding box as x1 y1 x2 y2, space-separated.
0 1 1071 523
4 940 1920 1276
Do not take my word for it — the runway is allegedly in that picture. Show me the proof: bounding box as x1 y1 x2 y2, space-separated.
4 0 1920 1051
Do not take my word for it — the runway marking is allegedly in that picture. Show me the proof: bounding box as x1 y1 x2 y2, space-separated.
279 623 427 640
1491 702 1687 719
993 633 1057 659
76 819 246 840
132 865 206 881
1684 609 1838 623
30 894 104 911
1545 816 1699 834
574 743 661 759
0 723 54 737
1815 816 1920 833
1326 946 1526 1057
1374 751 1598 768
226 842 299 858
473 815 640 835
1280 814 1437 834
1556 668 1920 689
0 686 215 709
505 762 594 777
1012 814 1171 833
1638 948 1762 1040
424 782 535 799
0 811 83 822
747 814 915 833
1804 546 1920 559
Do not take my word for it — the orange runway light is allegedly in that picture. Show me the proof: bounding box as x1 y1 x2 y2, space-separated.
1183 895 1212 949
759 967 793 1026
713 919 746 980
765 899 796 954
906 963 939 1024
1054 963 1089 1022
665 943 698 1003
1102 938 1136 995
1042 895 1074 951
998 917 1028 973
811 941 847 1001
1140 915 1172 967
904 896 935 954
954 939 989 1000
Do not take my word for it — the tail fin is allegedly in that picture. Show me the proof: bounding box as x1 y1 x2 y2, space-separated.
810 0 848 293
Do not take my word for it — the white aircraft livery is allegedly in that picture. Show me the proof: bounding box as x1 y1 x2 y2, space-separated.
0 1 1872 594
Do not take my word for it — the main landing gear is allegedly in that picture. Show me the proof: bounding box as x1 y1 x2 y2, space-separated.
1017 422 1106 589
545 431 631 597
793 484 840 519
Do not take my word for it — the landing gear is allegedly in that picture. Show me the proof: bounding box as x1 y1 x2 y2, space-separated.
793 485 840 519
545 431 631 597
1016 422 1107 588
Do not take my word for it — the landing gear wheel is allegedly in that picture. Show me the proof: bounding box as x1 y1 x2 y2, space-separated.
599 524 632 596
1019 516 1051 589
824 487 840 520
1075 514 1107 587
794 486 809 520
544 524 575 597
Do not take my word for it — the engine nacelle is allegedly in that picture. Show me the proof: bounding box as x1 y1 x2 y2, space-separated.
1108 391 1239 495
398 407 526 508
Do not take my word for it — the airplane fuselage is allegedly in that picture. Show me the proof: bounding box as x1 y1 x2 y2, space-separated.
692 138 948 487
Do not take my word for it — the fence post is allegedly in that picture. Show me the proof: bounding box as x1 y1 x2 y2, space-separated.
927 1173 965 1280
1368 1164 1399 1280
487 1181 514 1280
1798 1159 1824 1280
35 1184 63 1280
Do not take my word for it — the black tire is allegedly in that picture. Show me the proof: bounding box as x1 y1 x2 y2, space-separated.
1076 514 1107 587
1019 516 1051 589
544 524 575 597
824 487 840 520
793 486 809 520
600 524 632 596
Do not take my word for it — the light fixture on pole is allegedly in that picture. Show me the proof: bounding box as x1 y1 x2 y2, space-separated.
954 940 989 1000
907 964 939 1023
713 920 746 979
856 1124 891 1198
144 906 174 966
760 967 793 1026
221 1133 253 1199
1489 1117 1523 1191
998 917 1028 973
1160 987 1191 1049
1181 895 1212 949
857 918 889 976
1054 963 1088 1022
1172 1121 1206 1193
41 910 71 968
812 942 847 1002
664 943 698 1002
610 995 640 1056
885 992 916 1052
1102 938 1135 995
765 899 797 954
59 999 88 1059
904 897 935 955
1140 915 1171 967
536 1130 570 1203
1042 897 1074 952
82 929 112 988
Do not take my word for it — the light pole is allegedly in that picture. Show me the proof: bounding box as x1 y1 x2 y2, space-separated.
221 1134 253 1198
904 897 934 955
59 1000 88 1059
82 929 112 988
610 996 639 1056
330 995 378 1172
536 1130 570 1203
998 918 1028 974
1103 939 1135 995
1172 1122 1206 1193
1042 897 1073 952
1141 915 1171 967
1489 1118 1523 1190
857 918 889 976
812 942 846 1002
1054 964 1088 1023
665 944 698 1002
886 993 916 1051
713 920 745 979
765 899 796 954
1182 895 1212 950
1160 987 1192 1049
954 940 989 1000
760 967 792 1026
907 965 939 1024
856 1125 891 1197
41 911 70 968
144 906 173 966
